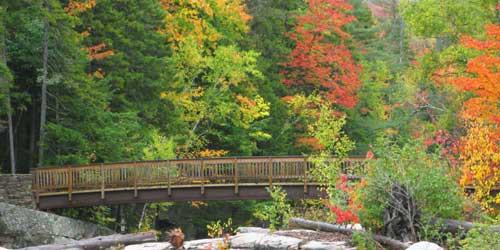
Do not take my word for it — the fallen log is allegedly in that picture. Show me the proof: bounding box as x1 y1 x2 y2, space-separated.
289 217 411 250
430 218 500 234
19 232 157 250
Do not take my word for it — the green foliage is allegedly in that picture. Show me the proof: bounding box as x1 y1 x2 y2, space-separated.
350 231 379 250
135 203 172 232
461 226 500 250
58 206 115 228
207 218 235 238
357 139 464 231
401 0 498 41
418 220 464 249
142 131 176 160
254 186 292 231
78 0 169 117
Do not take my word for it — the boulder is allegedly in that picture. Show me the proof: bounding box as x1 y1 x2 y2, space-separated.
230 232 264 249
255 234 303 250
406 241 444 250
301 240 355 250
236 227 270 234
124 242 173 250
0 202 114 248
230 232 303 250
184 238 225 250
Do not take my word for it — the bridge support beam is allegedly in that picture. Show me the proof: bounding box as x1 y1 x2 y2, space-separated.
36 184 324 209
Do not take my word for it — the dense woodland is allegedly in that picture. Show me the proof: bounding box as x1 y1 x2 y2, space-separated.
1 0 500 248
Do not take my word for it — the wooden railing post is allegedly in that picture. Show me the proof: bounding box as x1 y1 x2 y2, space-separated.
200 159 205 195
268 157 273 188
167 160 171 196
34 171 40 204
234 158 238 194
100 163 105 200
134 162 138 198
68 167 73 202
303 158 308 193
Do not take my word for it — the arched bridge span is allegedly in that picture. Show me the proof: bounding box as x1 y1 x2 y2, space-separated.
32 156 365 209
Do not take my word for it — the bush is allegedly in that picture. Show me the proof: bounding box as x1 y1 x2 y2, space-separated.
356 139 464 231
254 186 292 230
461 226 500 250
350 231 379 250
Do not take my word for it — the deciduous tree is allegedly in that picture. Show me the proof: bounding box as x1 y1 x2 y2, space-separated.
282 0 362 109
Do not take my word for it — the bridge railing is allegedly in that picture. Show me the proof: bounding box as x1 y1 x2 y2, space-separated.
32 156 366 198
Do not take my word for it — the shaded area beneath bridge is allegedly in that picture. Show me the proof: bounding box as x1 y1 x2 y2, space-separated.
38 184 324 209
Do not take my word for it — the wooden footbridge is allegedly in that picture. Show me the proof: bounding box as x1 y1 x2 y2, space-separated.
32 156 365 209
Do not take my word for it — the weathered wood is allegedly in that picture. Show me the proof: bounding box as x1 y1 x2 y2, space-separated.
32 156 366 199
303 158 308 193
20 232 157 250
289 217 411 250
100 164 105 200
167 160 171 196
234 158 239 194
430 218 500 234
383 183 419 242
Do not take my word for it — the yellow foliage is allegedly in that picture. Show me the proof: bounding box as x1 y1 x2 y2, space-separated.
236 94 270 128
459 120 500 214
160 0 250 50
199 149 228 158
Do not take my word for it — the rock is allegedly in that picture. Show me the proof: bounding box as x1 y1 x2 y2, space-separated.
406 241 444 250
237 227 270 234
301 240 355 250
124 242 173 250
255 234 303 250
0 202 114 248
230 232 304 250
230 233 264 249
184 238 225 250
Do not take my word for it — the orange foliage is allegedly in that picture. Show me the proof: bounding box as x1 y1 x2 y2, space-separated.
65 0 96 16
86 43 115 61
453 25 500 130
444 25 500 213
295 137 325 151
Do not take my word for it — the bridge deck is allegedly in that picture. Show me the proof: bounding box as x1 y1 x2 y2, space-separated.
32 156 365 209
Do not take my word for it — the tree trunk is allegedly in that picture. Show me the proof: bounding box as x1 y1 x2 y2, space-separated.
138 203 148 230
38 0 49 168
7 95 15 174
1 22 15 174
30 102 37 168
289 217 411 250
19 232 157 250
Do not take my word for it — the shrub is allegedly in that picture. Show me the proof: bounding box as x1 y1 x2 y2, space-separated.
254 186 292 230
461 226 500 250
356 139 464 232
350 231 379 250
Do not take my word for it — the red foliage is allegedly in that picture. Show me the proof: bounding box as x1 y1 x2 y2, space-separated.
281 0 362 109
324 174 361 224
327 203 360 224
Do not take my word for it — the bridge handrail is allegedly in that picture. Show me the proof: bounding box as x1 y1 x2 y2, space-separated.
32 155 366 171
32 156 367 200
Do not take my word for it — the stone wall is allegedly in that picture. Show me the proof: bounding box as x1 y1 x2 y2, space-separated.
0 174 34 209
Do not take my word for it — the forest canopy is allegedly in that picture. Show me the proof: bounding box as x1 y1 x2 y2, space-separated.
1 0 500 237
